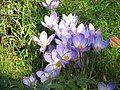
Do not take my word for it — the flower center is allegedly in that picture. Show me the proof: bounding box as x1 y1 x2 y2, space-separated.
78 45 83 50
95 46 101 51
63 55 70 61
55 61 61 69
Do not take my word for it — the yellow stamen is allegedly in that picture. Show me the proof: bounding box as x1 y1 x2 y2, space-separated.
78 45 83 50
63 55 70 61
55 61 61 69
95 46 101 51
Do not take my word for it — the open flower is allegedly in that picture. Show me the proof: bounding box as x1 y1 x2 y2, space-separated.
42 0 60 10
44 49 62 70
23 73 36 86
93 35 110 52
56 45 77 63
36 68 59 83
36 70 50 83
32 31 55 52
98 82 115 90
72 34 89 52
41 11 59 30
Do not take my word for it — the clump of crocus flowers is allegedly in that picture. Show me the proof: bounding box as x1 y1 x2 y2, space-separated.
23 0 115 89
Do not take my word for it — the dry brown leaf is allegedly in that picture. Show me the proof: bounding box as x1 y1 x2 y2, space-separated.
92 0 97 4
110 36 120 48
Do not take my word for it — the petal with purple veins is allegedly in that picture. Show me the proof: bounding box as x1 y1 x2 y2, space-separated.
23 77 30 86
47 34 55 45
77 23 85 34
97 82 107 90
44 52 53 63
107 82 115 90
32 35 41 46
36 71 44 78
101 39 110 49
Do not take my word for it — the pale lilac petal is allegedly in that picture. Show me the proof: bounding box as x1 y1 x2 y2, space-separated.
56 45 64 57
50 11 57 19
40 47 46 52
89 23 95 32
61 36 69 45
81 38 88 48
46 0 52 4
101 39 110 49
47 34 55 45
40 74 48 83
39 31 48 43
41 21 48 28
29 73 36 82
23 77 30 86
94 35 103 47
52 0 59 9
50 69 60 78
42 2 48 8
72 34 84 47
95 29 102 36
32 35 41 46
107 82 115 90
59 20 66 30
44 64 55 72
36 71 44 78
55 38 62 45
52 49 60 62
98 82 107 90
44 52 53 63
44 16 53 27
77 23 85 34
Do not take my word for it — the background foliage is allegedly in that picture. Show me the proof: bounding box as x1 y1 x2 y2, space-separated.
0 0 120 89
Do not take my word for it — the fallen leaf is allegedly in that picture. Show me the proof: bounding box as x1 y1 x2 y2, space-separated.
110 36 120 48
92 0 97 4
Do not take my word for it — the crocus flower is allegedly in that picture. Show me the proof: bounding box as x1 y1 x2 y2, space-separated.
41 11 59 30
57 13 78 38
55 36 69 46
36 68 59 83
56 45 77 63
32 31 55 52
23 73 36 86
36 70 51 83
93 35 110 52
44 49 63 70
72 34 89 52
98 82 115 90
76 23 95 46
42 0 60 10
62 13 78 26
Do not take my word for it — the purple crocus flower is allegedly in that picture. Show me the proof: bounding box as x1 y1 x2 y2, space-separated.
44 49 62 70
55 36 69 46
62 13 78 27
23 73 36 86
76 23 95 46
72 34 89 52
98 82 115 90
57 13 78 38
32 31 55 52
93 35 110 52
56 45 77 62
36 68 60 83
36 70 51 83
41 11 59 30
42 0 60 10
